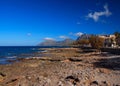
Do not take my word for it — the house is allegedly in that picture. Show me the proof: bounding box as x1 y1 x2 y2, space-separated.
77 34 117 48
98 35 116 47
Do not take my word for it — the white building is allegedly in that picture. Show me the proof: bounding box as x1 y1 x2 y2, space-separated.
98 35 116 47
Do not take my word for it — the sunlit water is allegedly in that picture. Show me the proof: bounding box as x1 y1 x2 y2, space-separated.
0 46 45 64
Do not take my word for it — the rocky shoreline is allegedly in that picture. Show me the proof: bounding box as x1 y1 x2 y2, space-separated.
0 48 120 86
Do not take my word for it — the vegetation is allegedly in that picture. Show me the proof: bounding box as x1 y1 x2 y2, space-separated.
114 32 120 46
89 35 104 49
73 39 89 46
73 35 104 49
73 32 120 48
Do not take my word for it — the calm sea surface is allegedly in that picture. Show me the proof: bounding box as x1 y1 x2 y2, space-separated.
0 46 45 64
0 46 70 65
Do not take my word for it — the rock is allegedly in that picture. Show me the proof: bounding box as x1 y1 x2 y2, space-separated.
0 75 4 82
26 76 32 80
0 48 120 85
58 81 64 86
90 81 98 86
68 58 82 62
65 75 80 85
100 81 109 86
61 59 70 63
0 72 6 82
99 68 110 74
28 63 39 67
6 78 18 84
0 72 6 77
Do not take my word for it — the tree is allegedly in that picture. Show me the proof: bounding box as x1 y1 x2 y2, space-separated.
78 39 89 45
89 35 104 49
73 39 89 46
114 32 120 46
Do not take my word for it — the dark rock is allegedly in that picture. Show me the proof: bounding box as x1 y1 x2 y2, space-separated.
6 79 18 84
65 75 80 85
68 58 82 62
0 72 6 77
90 81 98 85
100 81 109 86
114 85 120 86
102 81 107 84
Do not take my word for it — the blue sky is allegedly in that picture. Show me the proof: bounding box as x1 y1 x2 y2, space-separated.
0 0 120 46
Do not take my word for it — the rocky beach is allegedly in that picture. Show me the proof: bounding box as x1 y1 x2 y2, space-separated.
0 48 120 86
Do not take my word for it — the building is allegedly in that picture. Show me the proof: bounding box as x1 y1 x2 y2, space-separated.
98 35 116 47
77 34 117 48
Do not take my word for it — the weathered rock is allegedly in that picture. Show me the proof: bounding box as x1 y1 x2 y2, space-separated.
0 48 120 86
65 75 80 85
0 72 6 77
90 81 99 86
0 72 6 82
0 75 4 82
57 81 64 86
100 81 109 86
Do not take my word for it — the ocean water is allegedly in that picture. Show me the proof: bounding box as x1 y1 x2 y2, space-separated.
0 46 70 65
0 46 46 65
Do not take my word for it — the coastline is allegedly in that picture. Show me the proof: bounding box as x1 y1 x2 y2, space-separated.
0 48 120 86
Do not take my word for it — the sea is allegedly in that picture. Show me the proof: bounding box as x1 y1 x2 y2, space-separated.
0 46 67 65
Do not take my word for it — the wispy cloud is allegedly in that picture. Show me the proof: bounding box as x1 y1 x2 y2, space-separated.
59 36 69 39
44 37 55 41
86 4 112 22
75 32 84 36
70 32 84 37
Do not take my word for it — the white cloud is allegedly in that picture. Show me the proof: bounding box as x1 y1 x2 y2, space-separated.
44 37 55 41
86 4 112 22
27 33 31 36
69 32 84 37
74 32 84 36
59 36 69 39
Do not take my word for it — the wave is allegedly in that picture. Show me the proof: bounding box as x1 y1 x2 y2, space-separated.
5 56 17 59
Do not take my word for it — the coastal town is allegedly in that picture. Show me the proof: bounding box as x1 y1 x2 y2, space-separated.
74 32 120 48
0 32 120 86
0 0 120 86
